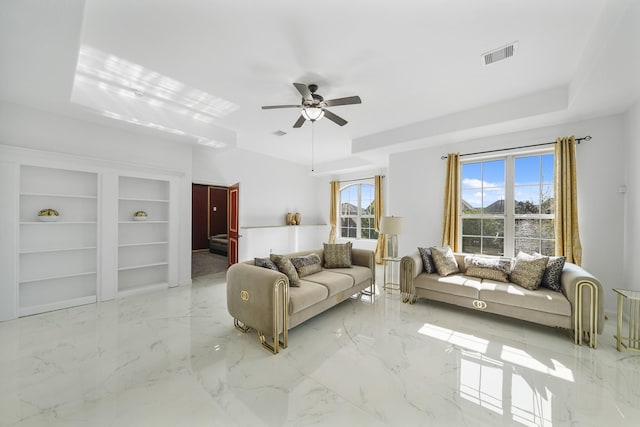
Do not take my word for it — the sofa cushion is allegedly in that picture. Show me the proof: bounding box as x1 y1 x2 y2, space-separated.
270 254 301 286
535 253 566 292
323 242 352 268
510 252 548 290
289 280 329 314
254 257 280 271
302 270 354 297
290 253 322 277
417 247 437 274
326 265 372 286
429 246 459 276
479 280 571 316
414 273 482 299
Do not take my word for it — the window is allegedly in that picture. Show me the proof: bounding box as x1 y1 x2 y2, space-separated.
460 152 554 256
339 182 379 240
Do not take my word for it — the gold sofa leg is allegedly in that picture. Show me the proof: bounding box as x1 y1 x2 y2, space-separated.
234 319 251 333
574 280 598 348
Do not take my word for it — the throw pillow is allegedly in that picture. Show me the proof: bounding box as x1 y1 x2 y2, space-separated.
429 246 459 276
510 252 549 290
290 253 322 277
254 257 280 272
417 247 437 274
323 242 352 268
535 253 566 292
269 254 301 286
464 255 512 275
465 266 509 282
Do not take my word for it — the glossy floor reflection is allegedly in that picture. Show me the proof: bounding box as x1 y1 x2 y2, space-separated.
1 271 639 426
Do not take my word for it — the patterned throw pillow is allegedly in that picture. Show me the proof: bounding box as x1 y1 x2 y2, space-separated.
535 253 566 292
269 254 301 286
417 247 437 274
464 255 512 274
465 267 509 282
429 246 459 276
254 257 280 271
290 253 322 277
510 252 549 290
323 242 352 268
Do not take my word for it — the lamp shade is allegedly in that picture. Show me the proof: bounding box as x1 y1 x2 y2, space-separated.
380 216 404 235
302 107 324 121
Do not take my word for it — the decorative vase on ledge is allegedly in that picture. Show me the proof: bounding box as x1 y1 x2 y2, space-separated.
286 212 293 225
294 212 301 225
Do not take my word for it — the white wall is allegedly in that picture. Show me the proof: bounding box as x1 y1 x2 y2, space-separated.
0 101 194 287
389 114 627 314
623 102 640 291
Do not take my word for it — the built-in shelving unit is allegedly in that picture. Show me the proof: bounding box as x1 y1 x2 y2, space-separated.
18 166 98 316
117 176 170 296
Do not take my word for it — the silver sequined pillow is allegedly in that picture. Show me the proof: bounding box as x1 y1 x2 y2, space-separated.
510 252 549 290
418 247 437 274
535 253 566 292
290 253 322 277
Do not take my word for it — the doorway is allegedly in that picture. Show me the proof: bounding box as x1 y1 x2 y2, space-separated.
192 184 229 277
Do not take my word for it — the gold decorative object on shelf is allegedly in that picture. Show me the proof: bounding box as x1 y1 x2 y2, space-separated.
38 208 60 222
133 210 148 221
286 212 293 225
294 212 301 225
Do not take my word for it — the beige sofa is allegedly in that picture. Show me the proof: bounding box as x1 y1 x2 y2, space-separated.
227 248 375 354
400 251 604 348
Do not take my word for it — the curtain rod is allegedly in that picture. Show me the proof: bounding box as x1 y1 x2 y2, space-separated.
337 175 385 184
440 136 592 160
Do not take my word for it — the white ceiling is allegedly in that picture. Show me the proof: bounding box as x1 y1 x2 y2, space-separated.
1 0 638 174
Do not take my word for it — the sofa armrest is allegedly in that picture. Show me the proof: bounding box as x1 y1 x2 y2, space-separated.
561 262 605 335
400 251 423 302
351 248 375 282
227 263 289 338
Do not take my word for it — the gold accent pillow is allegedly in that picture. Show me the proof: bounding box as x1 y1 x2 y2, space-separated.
429 246 459 276
323 242 352 268
510 252 549 290
270 254 301 286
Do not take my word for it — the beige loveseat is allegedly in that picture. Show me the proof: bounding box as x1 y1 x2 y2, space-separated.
227 248 375 354
400 251 604 348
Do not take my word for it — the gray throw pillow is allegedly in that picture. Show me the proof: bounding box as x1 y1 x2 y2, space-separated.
290 253 322 277
270 254 301 286
417 247 437 274
510 252 549 290
429 246 459 276
323 242 352 268
254 257 279 271
535 253 566 292
465 266 509 282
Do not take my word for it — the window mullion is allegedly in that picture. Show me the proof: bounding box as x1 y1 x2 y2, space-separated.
504 155 515 257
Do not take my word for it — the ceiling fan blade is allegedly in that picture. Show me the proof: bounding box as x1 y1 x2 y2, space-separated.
262 104 301 110
293 115 306 128
324 96 362 107
293 83 312 101
323 109 348 126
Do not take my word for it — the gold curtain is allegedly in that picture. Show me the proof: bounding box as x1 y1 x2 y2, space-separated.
442 153 460 251
328 180 340 243
374 175 386 264
555 136 582 265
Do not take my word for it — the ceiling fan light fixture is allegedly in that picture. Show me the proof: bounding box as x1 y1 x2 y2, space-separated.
302 107 324 121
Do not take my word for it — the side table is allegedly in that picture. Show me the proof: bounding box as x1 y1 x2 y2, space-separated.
613 288 640 352
382 257 401 291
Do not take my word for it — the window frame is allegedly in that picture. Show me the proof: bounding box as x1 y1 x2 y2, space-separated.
459 149 555 257
338 180 378 241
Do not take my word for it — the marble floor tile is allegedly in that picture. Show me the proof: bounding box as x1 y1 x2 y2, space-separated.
1 271 639 426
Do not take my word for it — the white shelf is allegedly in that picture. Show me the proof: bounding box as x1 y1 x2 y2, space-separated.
18 296 97 317
20 246 97 254
118 262 168 271
118 221 168 224
118 241 168 248
21 192 97 199
119 197 169 203
19 271 97 284
20 221 97 225
117 283 167 299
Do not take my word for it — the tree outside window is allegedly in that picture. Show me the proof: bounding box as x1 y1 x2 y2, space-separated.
340 183 379 240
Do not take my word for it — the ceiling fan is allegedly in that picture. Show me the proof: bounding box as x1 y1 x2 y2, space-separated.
262 83 361 128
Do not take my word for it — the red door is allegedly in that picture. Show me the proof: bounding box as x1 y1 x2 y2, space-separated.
228 183 239 265
191 184 209 250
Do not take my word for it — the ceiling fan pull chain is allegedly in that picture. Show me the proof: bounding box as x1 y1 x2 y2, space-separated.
311 121 315 172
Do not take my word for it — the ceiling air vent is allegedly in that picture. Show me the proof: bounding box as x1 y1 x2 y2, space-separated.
273 130 287 136
482 42 517 66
